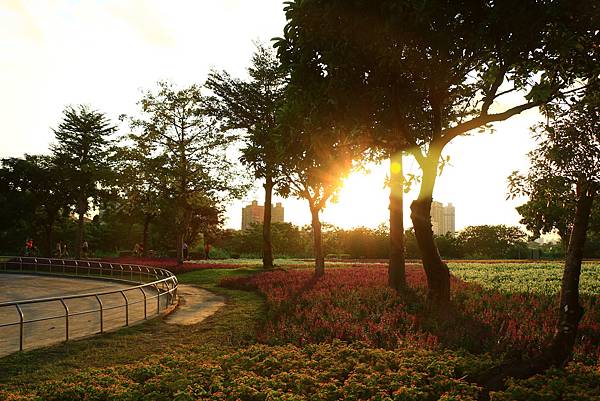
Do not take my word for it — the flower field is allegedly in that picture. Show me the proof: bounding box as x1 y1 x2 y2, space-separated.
221 264 600 362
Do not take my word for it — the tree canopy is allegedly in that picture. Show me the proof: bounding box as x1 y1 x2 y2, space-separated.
51 105 116 258
124 81 248 264
204 43 287 268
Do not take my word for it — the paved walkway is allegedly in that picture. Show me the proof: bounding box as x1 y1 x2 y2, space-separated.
0 274 170 357
165 284 225 325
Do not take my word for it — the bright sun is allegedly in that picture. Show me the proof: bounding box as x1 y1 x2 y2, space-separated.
321 167 390 229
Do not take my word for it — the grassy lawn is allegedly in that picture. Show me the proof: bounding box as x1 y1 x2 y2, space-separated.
448 261 600 295
0 268 265 388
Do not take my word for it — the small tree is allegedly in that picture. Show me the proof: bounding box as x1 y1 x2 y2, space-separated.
51 105 116 258
278 124 359 276
509 172 600 248
125 82 247 265
204 43 287 269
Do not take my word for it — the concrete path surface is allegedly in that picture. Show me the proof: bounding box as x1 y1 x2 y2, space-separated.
165 284 225 325
0 274 171 357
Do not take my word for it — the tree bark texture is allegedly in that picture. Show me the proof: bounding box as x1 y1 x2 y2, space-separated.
262 176 274 269
410 155 450 305
311 207 325 277
548 183 594 364
389 152 406 290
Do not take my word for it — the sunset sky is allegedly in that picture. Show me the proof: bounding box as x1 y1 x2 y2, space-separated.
0 0 540 231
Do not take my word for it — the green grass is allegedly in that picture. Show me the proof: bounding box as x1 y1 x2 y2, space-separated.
448 261 600 295
0 268 265 388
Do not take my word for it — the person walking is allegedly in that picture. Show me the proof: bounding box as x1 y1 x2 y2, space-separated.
82 240 89 258
204 242 211 259
56 241 62 258
182 242 189 261
63 243 69 258
25 239 33 256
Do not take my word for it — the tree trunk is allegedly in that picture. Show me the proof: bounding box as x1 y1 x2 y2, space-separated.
142 215 150 257
475 183 596 397
76 197 85 259
548 182 594 364
44 223 54 258
311 206 325 277
262 176 274 269
176 231 184 266
410 154 450 305
389 152 406 290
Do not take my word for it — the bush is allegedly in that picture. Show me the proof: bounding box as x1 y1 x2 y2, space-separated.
5 343 598 401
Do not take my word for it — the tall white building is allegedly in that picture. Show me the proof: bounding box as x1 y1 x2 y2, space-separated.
431 201 455 236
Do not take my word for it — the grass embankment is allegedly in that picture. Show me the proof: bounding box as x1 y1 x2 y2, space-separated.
0 268 265 388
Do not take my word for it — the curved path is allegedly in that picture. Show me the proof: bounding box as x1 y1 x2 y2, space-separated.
0 274 168 357
165 284 225 326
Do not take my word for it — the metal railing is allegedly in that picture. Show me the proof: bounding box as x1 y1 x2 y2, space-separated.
0 257 178 353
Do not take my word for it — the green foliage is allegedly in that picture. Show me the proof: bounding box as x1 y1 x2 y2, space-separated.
204 43 287 183
491 364 600 401
214 224 536 261
2 343 493 401
509 81 600 246
51 104 116 257
5 343 599 400
0 155 70 255
215 223 309 258
457 225 528 259
123 81 249 261
51 105 116 215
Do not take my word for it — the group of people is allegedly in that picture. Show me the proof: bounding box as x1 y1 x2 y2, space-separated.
54 240 88 258
23 238 90 258
181 242 211 260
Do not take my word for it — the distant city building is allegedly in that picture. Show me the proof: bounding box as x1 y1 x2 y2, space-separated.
241 201 285 230
431 201 455 236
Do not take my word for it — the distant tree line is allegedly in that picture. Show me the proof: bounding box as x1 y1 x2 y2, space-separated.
212 223 600 260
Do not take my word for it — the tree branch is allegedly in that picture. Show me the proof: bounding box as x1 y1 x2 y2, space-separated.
438 100 543 149
481 65 508 115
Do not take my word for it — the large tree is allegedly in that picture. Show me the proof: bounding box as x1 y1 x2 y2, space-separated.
113 141 166 256
0 155 70 256
51 105 116 259
124 82 246 265
204 44 287 269
480 82 600 391
277 0 598 304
